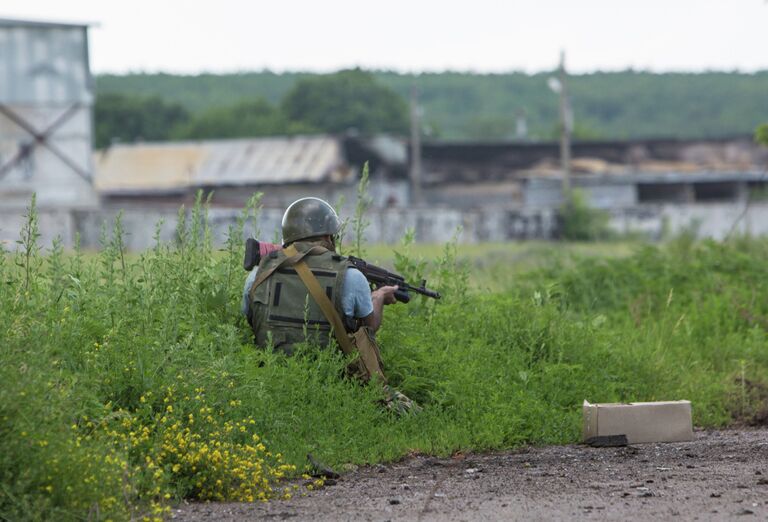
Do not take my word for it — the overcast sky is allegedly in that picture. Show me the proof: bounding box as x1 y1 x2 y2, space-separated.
3 0 767 74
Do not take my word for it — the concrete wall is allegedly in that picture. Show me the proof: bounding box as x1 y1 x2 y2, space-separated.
0 207 75 249
524 177 638 209
4 201 767 251
606 203 768 240
661 203 768 240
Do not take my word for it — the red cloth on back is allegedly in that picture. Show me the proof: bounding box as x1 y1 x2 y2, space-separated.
259 242 282 257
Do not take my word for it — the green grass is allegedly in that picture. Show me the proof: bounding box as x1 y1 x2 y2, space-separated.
1 199 767 521
365 240 638 290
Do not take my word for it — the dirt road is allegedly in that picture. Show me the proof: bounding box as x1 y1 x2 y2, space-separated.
173 429 768 521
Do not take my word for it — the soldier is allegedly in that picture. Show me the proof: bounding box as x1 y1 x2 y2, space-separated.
241 197 417 413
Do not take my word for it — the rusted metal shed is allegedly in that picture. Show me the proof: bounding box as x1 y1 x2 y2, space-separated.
94 136 357 208
196 136 347 187
0 18 98 210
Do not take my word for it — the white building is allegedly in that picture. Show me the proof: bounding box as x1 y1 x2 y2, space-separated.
0 18 98 211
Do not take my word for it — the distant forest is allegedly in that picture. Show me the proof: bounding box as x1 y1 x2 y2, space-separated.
94 70 768 148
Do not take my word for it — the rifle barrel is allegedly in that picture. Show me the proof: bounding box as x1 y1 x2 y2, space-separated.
347 256 441 300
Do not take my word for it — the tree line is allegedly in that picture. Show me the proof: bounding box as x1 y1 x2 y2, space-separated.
94 69 408 149
95 69 768 149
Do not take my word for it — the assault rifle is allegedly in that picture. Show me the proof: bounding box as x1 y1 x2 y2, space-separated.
243 238 440 303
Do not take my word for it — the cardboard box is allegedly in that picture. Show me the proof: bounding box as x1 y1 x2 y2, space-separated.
582 400 693 444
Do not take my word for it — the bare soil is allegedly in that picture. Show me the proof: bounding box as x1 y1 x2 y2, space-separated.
172 428 768 521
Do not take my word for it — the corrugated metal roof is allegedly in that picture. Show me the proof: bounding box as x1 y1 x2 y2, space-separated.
0 18 92 29
94 143 203 195
196 136 344 186
94 136 349 195
0 21 92 104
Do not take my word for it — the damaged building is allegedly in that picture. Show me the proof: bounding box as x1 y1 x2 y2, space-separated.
418 137 768 209
93 134 767 211
88 134 768 244
93 135 409 210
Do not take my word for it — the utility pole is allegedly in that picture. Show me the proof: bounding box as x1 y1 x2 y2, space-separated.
515 108 528 141
409 85 423 205
557 50 572 196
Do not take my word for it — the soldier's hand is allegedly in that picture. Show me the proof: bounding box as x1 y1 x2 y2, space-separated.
372 285 399 305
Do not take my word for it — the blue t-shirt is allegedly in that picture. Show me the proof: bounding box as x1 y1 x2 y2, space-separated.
241 267 373 319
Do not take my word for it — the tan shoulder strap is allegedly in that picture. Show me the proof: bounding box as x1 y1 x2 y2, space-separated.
283 244 357 356
250 245 328 293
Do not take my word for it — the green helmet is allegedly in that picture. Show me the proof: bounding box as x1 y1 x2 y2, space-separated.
281 197 341 244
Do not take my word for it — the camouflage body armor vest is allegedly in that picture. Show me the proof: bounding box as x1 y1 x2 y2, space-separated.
249 241 353 354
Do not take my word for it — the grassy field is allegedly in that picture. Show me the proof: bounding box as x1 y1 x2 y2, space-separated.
363 240 639 290
2 200 767 521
